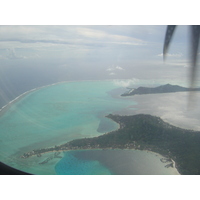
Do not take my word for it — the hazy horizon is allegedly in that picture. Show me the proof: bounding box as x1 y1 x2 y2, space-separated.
0 25 197 107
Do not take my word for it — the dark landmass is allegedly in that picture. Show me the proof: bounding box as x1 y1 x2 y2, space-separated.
121 84 200 96
22 114 200 175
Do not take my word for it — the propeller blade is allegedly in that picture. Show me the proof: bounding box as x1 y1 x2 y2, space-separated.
163 25 177 60
190 25 200 88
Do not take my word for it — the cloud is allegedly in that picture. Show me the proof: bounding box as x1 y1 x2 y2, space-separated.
157 53 183 58
0 26 146 53
106 67 114 71
0 26 190 81
116 66 124 70
113 78 141 87
106 65 125 76
76 27 146 46
167 62 189 68
109 72 116 76
106 65 125 71
6 48 25 59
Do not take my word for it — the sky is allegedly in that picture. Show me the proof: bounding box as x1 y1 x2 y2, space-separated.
0 25 196 106
0 25 194 82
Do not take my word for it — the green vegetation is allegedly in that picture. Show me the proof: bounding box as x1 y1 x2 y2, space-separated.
22 114 200 175
121 84 200 96
63 114 200 175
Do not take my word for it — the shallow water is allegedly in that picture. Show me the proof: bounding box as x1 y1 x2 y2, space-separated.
0 80 137 174
0 80 181 175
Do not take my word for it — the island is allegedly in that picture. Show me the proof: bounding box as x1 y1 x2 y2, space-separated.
121 84 200 96
21 114 200 175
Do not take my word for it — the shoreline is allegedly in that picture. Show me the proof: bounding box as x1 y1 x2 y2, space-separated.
0 79 120 115
0 78 189 118
20 116 182 175
20 114 182 175
0 81 67 114
0 78 189 113
0 88 38 117
24 112 199 175
1 80 188 175
20 146 181 174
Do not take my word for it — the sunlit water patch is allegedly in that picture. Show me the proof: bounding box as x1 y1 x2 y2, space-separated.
55 149 179 175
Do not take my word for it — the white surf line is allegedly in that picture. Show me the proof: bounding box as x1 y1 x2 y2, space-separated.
0 81 64 113
0 79 124 114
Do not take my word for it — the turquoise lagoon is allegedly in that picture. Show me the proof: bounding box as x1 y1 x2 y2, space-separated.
0 80 179 175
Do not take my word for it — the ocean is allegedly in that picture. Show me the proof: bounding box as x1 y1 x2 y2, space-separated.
0 80 180 175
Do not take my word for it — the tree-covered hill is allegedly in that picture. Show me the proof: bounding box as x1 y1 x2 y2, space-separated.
121 84 200 96
22 114 200 175
62 114 200 175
